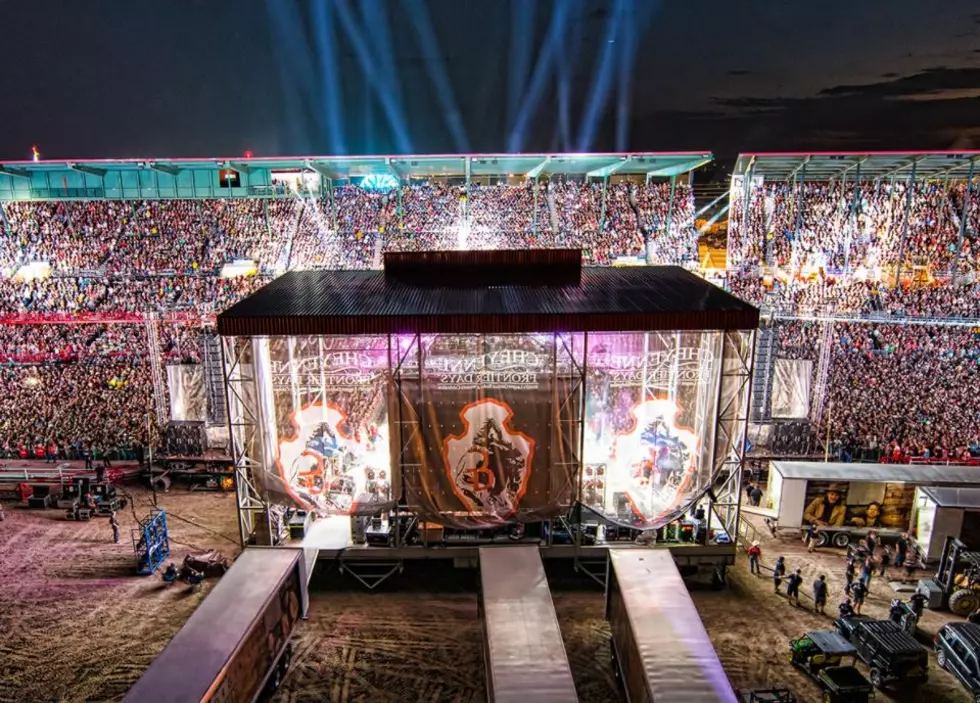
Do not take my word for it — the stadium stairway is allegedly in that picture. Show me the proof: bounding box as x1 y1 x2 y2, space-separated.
750 324 776 421
203 335 226 426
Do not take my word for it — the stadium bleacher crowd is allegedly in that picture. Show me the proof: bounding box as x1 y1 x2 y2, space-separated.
1 172 977 463
733 174 980 461
0 180 696 457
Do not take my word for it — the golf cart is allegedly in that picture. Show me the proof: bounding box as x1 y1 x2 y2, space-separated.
789 630 874 703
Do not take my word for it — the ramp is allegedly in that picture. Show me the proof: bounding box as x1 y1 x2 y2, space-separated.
478 546 578 703
606 550 736 703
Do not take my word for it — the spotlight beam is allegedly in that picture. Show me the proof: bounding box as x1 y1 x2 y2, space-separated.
333 0 414 153
311 0 348 154
508 3 572 153
576 0 626 152
506 0 535 135
401 0 472 152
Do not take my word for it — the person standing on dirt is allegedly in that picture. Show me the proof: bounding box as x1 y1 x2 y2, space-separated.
805 523 820 552
749 482 763 507
773 556 786 593
859 556 875 588
902 548 920 584
866 529 879 555
812 574 828 614
879 545 893 578
109 511 120 544
896 532 909 567
844 557 856 589
850 579 868 614
747 540 762 575
786 568 803 606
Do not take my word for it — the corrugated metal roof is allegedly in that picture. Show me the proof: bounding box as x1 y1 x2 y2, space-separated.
919 487 980 509
217 264 758 336
734 152 979 182
773 461 980 486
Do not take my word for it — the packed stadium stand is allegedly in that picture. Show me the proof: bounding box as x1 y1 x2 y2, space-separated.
729 153 980 464
0 153 706 459
2 150 979 465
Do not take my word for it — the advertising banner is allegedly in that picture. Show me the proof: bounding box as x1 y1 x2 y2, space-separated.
803 480 915 530
398 334 579 528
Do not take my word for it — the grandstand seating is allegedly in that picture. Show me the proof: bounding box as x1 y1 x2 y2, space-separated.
1 170 977 461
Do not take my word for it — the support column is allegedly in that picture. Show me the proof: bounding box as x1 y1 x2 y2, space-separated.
787 161 807 268
532 177 539 237
739 161 755 270
665 175 677 254
599 176 609 235
953 159 976 283
843 162 861 274
894 160 918 288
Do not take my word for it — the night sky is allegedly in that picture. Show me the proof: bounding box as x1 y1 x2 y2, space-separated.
2 0 979 166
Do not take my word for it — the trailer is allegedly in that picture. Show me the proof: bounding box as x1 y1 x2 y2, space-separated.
606 549 736 703
478 546 578 703
762 461 980 553
124 547 309 703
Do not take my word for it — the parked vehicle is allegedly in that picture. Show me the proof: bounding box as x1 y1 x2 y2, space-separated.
918 536 980 616
833 615 928 688
935 622 980 702
789 631 873 703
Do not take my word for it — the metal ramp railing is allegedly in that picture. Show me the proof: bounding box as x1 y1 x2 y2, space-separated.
339 559 403 590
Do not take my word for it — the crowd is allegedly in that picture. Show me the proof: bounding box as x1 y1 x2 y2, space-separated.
771 319 980 459
730 181 970 274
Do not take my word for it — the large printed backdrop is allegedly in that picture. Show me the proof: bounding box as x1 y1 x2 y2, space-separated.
398 335 579 528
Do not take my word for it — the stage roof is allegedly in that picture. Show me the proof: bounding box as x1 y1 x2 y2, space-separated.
216 260 758 337
733 151 980 182
0 152 711 180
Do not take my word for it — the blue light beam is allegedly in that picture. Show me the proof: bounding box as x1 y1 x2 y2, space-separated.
401 0 471 153
333 0 414 153
311 0 348 154
576 0 627 152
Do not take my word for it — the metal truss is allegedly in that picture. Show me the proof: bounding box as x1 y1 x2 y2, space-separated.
388 333 423 549
710 330 756 540
145 312 169 425
222 336 270 546
810 320 835 427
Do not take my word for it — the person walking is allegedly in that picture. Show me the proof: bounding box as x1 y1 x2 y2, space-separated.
879 545 893 578
773 556 786 593
786 568 803 606
866 529 879 556
850 579 868 614
902 548 920 584
813 574 828 614
896 532 909 568
109 511 120 544
747 540 762 575
749 482 763 507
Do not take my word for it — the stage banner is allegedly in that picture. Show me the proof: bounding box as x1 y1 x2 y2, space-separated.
582 331 725 529
166 363 206 423
397 334 580 528
263 335 394 516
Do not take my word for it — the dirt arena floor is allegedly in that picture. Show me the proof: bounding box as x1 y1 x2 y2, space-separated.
1 492 975 702
0 486 241 703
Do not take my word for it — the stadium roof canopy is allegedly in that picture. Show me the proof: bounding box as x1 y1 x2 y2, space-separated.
217 249 758 337
733 151 980 182
0 152 711 180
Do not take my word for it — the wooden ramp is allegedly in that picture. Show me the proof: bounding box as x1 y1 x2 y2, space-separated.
478 546 579 703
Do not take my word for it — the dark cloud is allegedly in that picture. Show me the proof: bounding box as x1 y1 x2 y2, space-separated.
820 66 980 98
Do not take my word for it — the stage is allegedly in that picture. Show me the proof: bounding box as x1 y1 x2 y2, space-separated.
217 250 758 568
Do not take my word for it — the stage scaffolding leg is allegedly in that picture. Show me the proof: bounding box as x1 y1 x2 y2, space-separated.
222 336 269 547
711 330 755 543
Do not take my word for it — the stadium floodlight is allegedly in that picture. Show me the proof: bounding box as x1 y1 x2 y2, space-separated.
220 260 258 279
